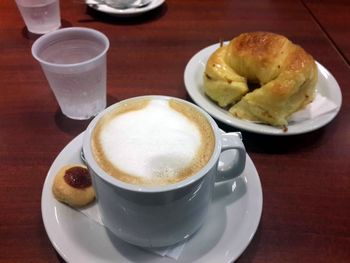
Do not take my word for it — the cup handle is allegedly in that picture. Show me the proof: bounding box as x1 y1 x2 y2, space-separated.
215 132 246 182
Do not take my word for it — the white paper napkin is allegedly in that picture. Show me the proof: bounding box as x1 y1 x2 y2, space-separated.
288 93 338 123
79 203 186 260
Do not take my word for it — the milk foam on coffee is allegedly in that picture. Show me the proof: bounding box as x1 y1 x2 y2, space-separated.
92 98 215 186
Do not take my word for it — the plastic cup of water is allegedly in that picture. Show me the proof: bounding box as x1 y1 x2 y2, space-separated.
15 0 61 34
31 27 110 120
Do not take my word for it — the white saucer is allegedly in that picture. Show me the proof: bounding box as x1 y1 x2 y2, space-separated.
42 132 263 262
86 0 165 17
184 42 342 135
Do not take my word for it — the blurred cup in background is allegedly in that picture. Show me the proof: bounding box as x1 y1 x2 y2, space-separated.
104 0 138 8
31 27 110 120
15 0 61 34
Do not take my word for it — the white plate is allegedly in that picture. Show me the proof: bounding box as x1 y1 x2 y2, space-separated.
184 42 342 135
41 133 263 263
85 0 165 17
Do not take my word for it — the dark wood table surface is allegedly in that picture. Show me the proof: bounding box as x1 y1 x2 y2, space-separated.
1 0 349 262
303 0 350 66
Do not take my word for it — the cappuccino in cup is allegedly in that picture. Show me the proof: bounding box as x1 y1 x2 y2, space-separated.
83 95 246 247
91 98 215 186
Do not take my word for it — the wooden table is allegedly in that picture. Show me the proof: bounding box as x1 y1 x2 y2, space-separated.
0 0 349 262
303 0 350 65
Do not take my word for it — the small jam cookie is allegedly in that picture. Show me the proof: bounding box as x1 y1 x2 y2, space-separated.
52 164 95 208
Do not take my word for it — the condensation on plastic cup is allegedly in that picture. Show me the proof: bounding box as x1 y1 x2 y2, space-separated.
32 27 110 120
15 0 61 34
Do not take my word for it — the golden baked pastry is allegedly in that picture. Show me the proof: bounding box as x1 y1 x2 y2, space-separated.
52 164 95 208
203 32 318 127
203 44 249 107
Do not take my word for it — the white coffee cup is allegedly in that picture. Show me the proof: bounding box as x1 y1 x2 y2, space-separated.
82 95 246 247
104 0 138 8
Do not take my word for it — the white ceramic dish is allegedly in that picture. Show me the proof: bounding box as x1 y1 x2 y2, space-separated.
184 42 342 135
41 132 263 262
85 0 165 17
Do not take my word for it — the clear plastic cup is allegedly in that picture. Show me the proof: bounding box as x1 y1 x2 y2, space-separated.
32 27 110 120
15 0 61 34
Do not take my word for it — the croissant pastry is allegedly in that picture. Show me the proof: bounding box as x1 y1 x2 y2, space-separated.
203 32 318 127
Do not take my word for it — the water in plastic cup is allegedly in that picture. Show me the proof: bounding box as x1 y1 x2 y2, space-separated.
31 27 110 120
15 0 61 34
